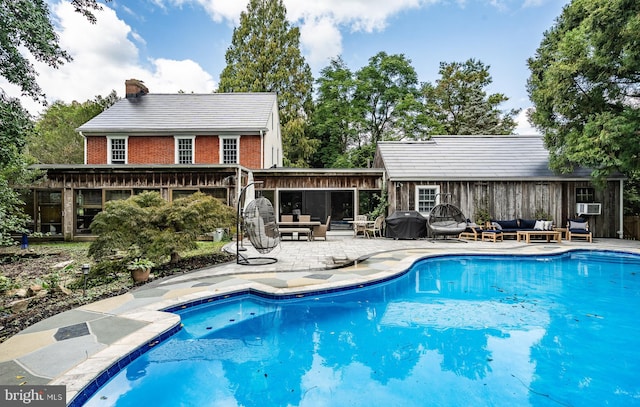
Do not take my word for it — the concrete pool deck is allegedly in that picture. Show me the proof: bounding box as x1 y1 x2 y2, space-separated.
1 232 639 405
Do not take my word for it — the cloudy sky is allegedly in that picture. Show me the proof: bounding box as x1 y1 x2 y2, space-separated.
4 0 569 134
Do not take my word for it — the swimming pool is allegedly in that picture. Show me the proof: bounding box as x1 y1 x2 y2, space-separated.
83 250 640 406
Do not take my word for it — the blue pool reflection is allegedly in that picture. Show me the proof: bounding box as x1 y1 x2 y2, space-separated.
85 251 640 406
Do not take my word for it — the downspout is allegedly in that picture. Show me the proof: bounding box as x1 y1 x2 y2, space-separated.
260 130 264 168
80 131 87 164
618 179 624 239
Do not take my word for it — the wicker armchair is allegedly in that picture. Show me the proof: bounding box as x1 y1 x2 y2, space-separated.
313 216 331 240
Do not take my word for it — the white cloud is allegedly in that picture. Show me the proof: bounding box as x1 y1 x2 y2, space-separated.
514 107 540 135
173 0 246 24
147 59 216 93
168 0 439 72
298 16 343 68
4 1 215 116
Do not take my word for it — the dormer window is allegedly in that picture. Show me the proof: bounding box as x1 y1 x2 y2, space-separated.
175 136 195 164
107 136 128 164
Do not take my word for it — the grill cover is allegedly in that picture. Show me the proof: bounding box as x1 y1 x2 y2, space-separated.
385 211 427 239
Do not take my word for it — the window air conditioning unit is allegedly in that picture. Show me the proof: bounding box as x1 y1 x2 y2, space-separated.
576 203 601 216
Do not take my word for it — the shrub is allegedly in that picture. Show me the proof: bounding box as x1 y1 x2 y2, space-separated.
89 192 236 265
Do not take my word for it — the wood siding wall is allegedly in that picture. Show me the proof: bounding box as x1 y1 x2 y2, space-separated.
388 180 621 238
254 173 383 190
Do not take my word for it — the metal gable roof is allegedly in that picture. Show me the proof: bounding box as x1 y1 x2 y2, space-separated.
376 136 612 181
77 92 277 133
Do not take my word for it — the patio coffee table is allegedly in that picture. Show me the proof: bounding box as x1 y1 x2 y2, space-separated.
516 230 561 243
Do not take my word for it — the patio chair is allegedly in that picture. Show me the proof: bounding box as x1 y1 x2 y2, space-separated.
365 215 385 238
298 214 311 222
313 216 331 241
567 219 592 242
281 214 293 222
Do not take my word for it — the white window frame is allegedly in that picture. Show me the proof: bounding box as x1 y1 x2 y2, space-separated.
107 135 128 164
175 136 195 164
219 135 240 164
415 185 440 216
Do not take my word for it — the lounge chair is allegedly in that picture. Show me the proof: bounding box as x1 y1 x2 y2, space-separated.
458 221 483 241
567 219 592 242
365 215 385 238
313 216 331 240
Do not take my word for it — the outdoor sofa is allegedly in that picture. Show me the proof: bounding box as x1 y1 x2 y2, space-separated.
489 218 555 240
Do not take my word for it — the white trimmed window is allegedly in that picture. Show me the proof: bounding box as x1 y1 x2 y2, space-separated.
416 185 440 216
220 136 239 164
107 136 128 164
175 136 195 164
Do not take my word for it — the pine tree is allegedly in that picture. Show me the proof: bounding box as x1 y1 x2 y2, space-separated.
218 0 317 167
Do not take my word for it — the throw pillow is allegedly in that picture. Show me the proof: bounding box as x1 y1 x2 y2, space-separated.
534 220 544 230
569 220 587 230
544 221 553 230
492 222 502 230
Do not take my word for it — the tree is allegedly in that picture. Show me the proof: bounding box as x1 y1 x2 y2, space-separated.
218 0 317 167
0 0 105 244
422 59 519 135
527 0 640 182
354 52 427 145
1 0 104 102
310 52 431 168
31 91 118 164
88 192 236 265
309 57 360 167
0 93 37 244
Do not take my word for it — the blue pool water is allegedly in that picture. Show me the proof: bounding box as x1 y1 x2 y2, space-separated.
84 251 640 406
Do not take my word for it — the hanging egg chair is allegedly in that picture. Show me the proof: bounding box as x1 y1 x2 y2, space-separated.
238 197 280 265
427 203 467 239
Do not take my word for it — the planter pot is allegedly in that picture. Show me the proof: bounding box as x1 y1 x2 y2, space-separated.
130 268 151 283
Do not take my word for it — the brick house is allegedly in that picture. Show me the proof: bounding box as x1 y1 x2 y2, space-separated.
79 79 283 169
23 80 383 240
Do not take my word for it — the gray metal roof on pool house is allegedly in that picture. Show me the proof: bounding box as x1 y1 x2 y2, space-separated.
374 135 610 181
77 92 278 134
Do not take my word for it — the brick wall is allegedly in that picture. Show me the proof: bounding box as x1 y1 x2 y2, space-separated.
86 134 265 167
195 136 218 163
129 137 173 164
86 137 107 164
240 135 261 169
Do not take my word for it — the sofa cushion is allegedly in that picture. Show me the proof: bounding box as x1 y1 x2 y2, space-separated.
493 219 518 229
519 219 537 229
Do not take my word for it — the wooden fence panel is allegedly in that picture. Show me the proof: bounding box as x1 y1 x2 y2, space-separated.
623 216 640 240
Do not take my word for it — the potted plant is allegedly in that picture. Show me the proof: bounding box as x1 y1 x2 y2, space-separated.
127 258 155 283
